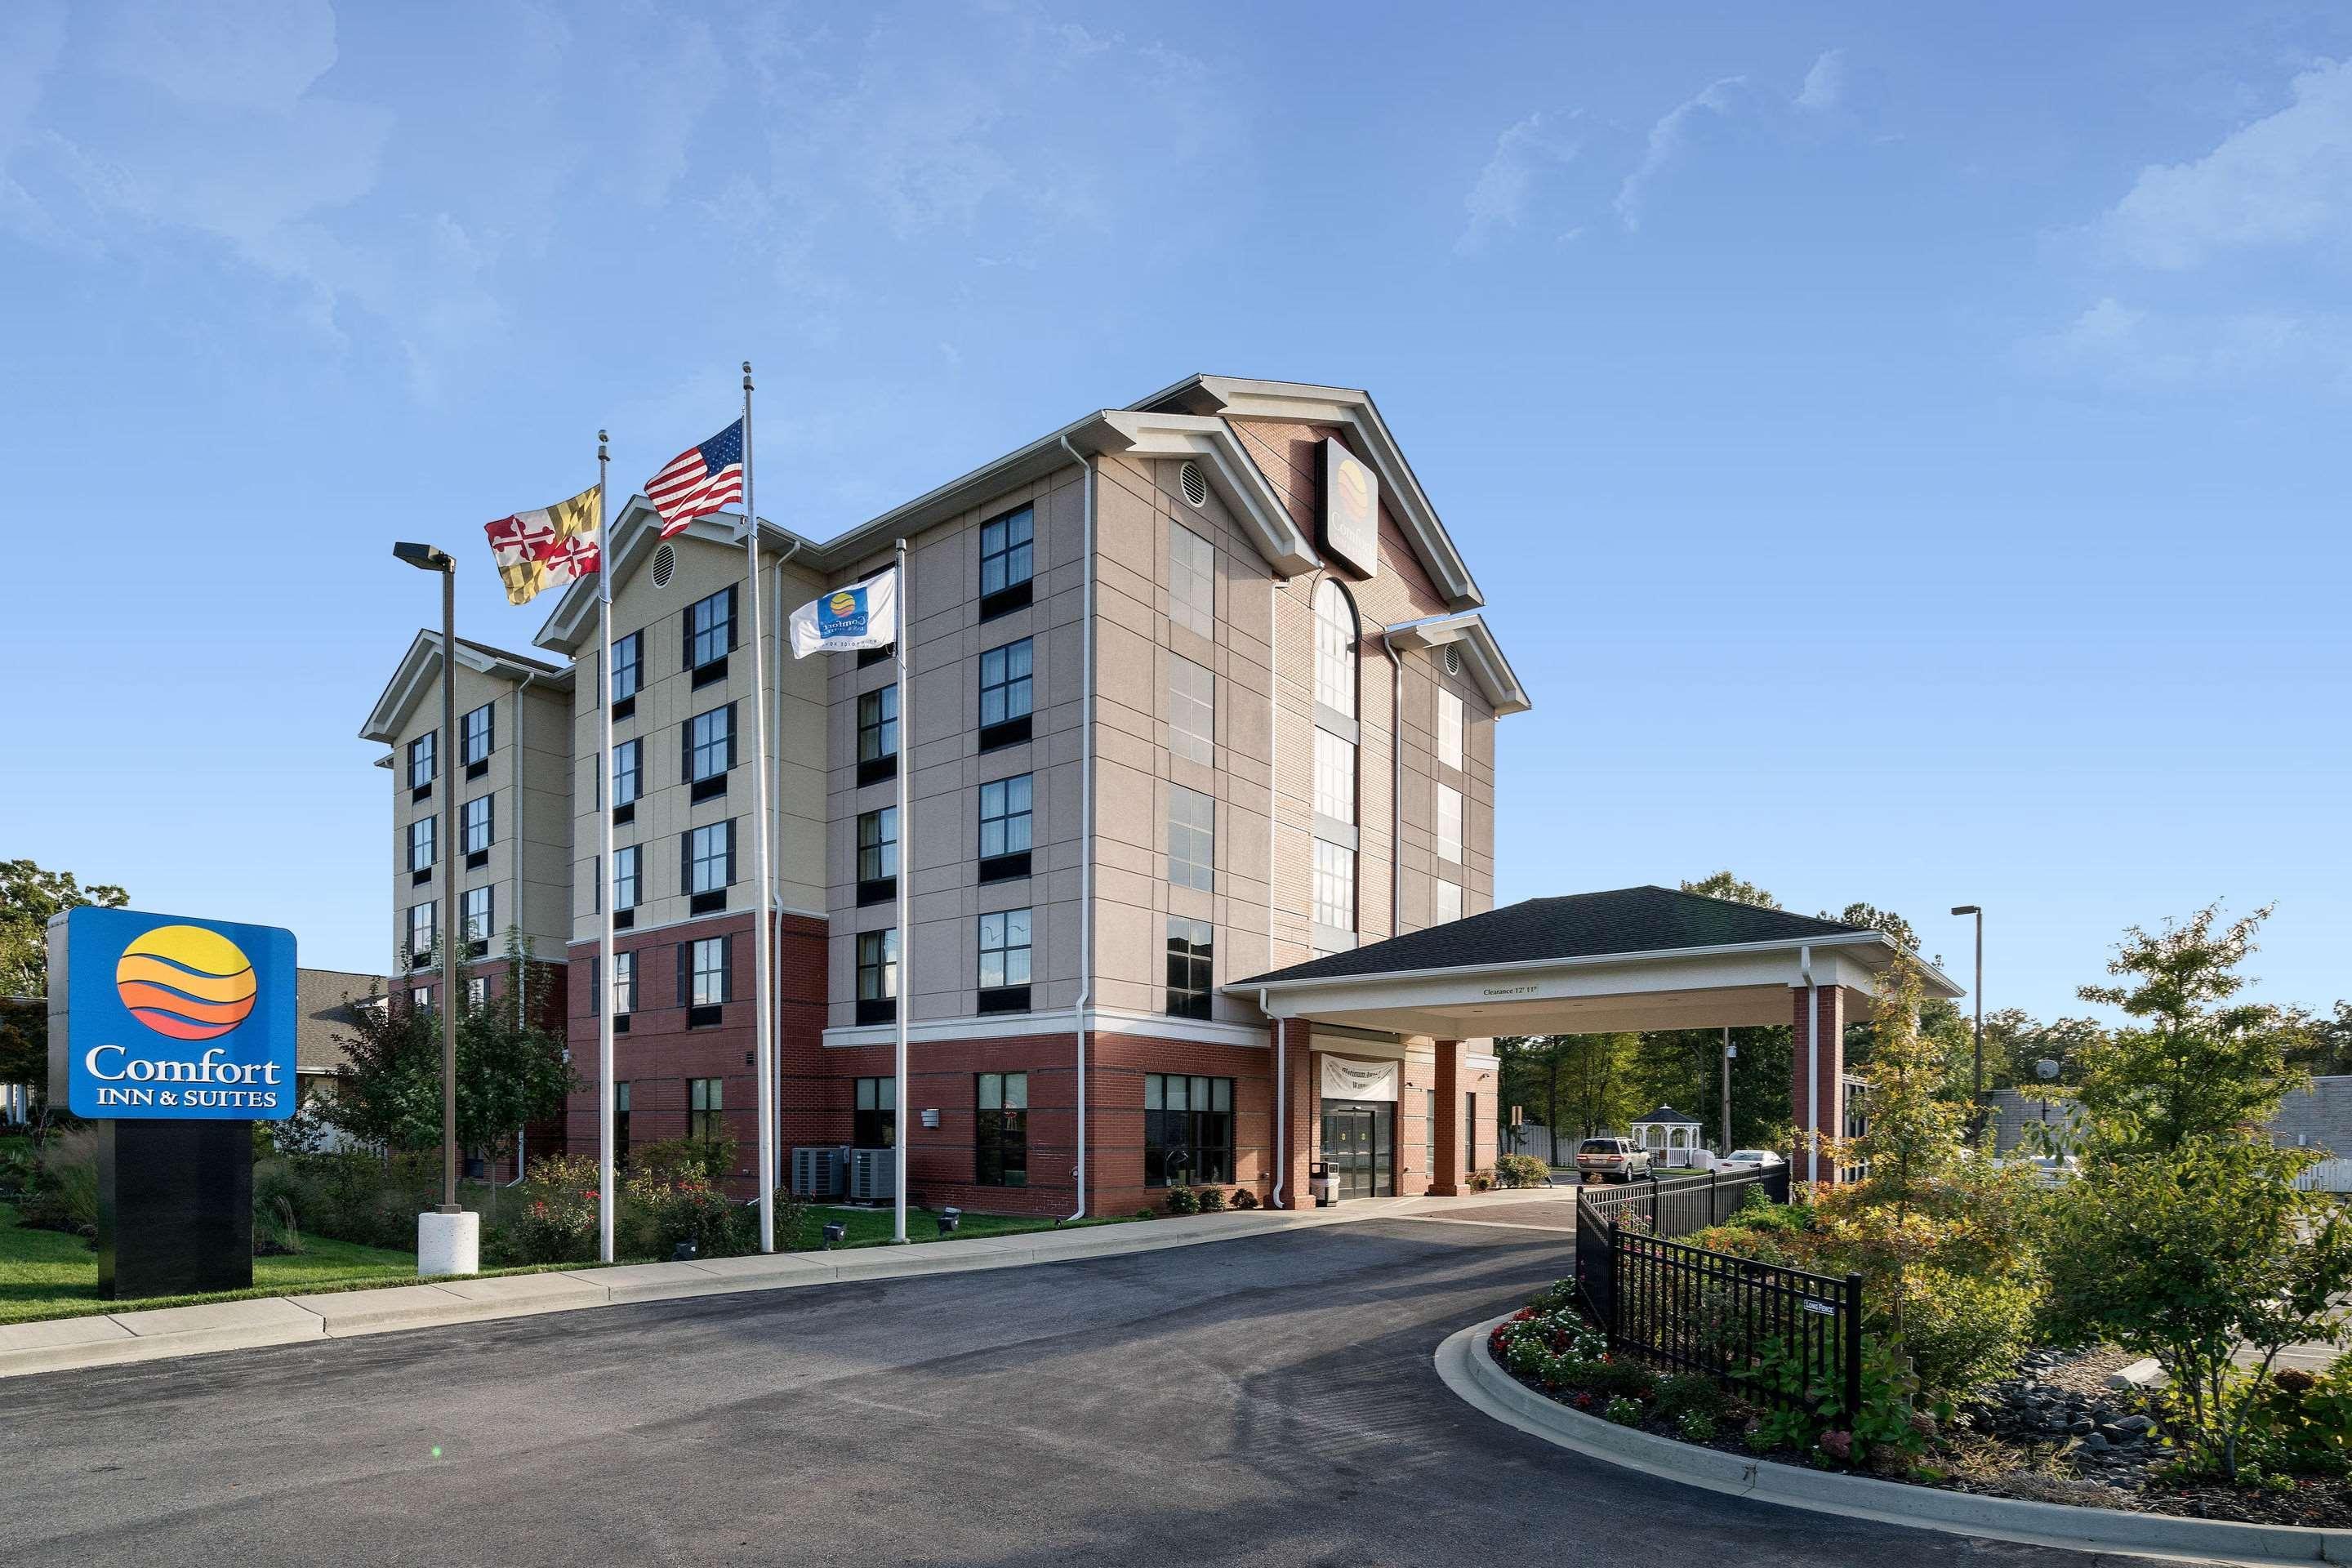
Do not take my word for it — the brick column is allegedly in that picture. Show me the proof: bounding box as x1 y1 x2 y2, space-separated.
1429 1038 1468 1196
1791 984 1851 1185
1271 1021 1315 1209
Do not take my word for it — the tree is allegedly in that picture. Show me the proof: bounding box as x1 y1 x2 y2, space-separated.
2044 1137 2350 1481
1681 871 1778 908
2071 903 2301 1156
2283 1000 2352 1078
0 860 128 1125
323 929 574 1165
1828 900 1918 956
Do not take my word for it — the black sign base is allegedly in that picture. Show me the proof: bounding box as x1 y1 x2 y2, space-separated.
98 1120 253 1300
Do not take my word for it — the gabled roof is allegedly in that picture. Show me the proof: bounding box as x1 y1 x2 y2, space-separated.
1238 885 1892 989
1633 1105 1702 1125
359 630 572 744
1385 612 1530 715
531 497 822 657
1129 375 1485 612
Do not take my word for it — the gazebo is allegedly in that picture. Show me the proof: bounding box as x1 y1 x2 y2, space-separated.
1629 1105 1706 1167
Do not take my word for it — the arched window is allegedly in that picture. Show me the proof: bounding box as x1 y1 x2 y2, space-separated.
1313 579 1357 718
1668 1127 1687 1149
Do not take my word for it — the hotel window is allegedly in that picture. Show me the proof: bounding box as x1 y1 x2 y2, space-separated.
975 1071 1028 1187
1170 523 1214 639
1424 1087 1437 1175
687 1077 724 1143
685 586 736 672
685 702 737 790
686 819 735 897
1435 880 1463 926
611 949 638 1015
612 738 642 811
978 504 1034 619
1165 917 1214 1020
1437 687 1464 771
407 902 436 966
857 684 898 784
408 815 437 873
407 731 437 791
461 885 492 949
1314 840 1356 933
1144 1073 1232 1187
613 844 641 911
854 1076 896 1147
856 806 898 903
1437 783 1463 865
615 1081 632 1165
1313 579 1357 718
1170 655 1214 764
461 702 494 770
1168 785 1214 892
687 936 729 1006
977 908 1031 1013
1313 728 1356 826
611 630 643 705
466 975 489 1009
461 795 492 858
978 773 1032 881
978 637 1034 749
855 929 897 1024
410 985 431 1013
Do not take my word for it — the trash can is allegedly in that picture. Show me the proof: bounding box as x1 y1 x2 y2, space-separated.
1308 1160 1335 1207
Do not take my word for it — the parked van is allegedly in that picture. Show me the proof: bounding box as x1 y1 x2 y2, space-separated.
1575 1138 1652 1183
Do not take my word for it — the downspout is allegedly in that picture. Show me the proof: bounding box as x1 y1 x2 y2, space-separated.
1059 436 1095 1222
506 671 538 1186
1379 633 1404 937
1801 943 1818 1185
1263 989 1286 1211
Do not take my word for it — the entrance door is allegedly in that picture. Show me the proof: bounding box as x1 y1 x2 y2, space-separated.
1321 1101 1394 1199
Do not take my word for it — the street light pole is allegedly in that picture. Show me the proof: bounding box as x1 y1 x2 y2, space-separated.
1951 905 1984 1135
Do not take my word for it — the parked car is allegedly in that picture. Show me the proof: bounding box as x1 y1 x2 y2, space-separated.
1718 1148 1784 1171
2003 1153 2082 1187
1575 1138 1652 1183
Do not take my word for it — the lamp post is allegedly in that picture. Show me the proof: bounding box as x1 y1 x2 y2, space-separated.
395 541 476 1276
1950 905 1984 1136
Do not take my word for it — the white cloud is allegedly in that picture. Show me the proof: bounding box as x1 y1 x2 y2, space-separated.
1454 111 1579 256
1796 50 1845 112
2103 56 2352 270
2025 295 2350 391
1615 76 1745 232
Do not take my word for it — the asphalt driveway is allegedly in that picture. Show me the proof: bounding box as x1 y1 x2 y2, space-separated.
2 1216 2175 1567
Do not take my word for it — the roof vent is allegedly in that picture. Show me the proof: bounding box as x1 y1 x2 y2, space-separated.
651 542 676 588
1443 644 1463 677
1179 461 1208 509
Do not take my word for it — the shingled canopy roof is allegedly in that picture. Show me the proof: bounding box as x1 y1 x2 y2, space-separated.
1233 885 1961 1038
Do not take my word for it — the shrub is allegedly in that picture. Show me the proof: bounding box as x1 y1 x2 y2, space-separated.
1231 1187 1259 1210
1134 1207 1156 1220
16 1126 99 1236
254 1194 304 1257
1165 1186 1200 1216
1196 1186 1227 1213
1677 1410 1718 1443
1494 1153 1550 1188
485 1154 601 1267
2197 1356 2351 1478
1602 1396 1643 1426
0 1136 39 1202
630 1136 735 1187
1655 1374 1732 1424
1896 1267 2036 1397
1580 1359 1657 1400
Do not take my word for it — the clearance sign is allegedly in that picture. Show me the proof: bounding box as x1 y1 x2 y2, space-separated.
47 907 298 1120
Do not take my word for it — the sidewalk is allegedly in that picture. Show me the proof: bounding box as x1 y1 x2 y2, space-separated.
0 1186 1574 1381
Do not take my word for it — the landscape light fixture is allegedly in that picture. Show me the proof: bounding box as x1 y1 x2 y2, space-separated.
822 1221 847 1249
938 1207 963 1236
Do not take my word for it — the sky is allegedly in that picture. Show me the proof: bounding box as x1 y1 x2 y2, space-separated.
2 1 2347 1024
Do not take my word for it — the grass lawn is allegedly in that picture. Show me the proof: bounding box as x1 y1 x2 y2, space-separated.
0 1200 420 1326
814 1204 1145 1249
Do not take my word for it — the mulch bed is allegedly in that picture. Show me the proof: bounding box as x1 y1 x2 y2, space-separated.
1495 1328 2351 1527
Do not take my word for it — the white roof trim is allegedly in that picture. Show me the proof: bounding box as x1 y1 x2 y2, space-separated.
1385 612 1532 715
359 630 570 744
1132 376 1484 612
531 497 808 657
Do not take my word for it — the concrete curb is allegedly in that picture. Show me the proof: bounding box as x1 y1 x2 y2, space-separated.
1438 1312 2351 1567
0 1200 1410 1379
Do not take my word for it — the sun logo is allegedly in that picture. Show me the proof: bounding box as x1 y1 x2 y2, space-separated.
114 925 257 1042
829 590 858 617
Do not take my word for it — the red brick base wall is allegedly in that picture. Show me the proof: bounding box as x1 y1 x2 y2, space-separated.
1791 984 1852 1184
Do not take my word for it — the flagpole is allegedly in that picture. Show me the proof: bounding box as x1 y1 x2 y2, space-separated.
743 363 778 1252
893 536 910 1247
596 430 617 1265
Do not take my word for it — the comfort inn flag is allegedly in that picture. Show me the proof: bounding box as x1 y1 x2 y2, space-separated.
484 484 602 605
790 568 898 657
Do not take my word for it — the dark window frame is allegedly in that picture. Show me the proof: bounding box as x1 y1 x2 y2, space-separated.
687 1076 724 1143
977 907 1031 1013
857 684 899 786
1145 1073 1234 1187
1165 916 1214 1020
977 505 1035 621
407 731 437 793
611 629 644 706
461 702 494 769
978 637 1034 751
856 806 898 904
855 929 898 1024
461 795 492 858
976 1071 1028 1187
854 1075 896 1148
684 585 737 672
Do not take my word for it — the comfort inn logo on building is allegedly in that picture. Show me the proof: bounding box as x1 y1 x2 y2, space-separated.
48 907 298 1120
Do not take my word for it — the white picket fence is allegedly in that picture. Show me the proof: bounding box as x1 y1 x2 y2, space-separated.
2294 1157 2352 1193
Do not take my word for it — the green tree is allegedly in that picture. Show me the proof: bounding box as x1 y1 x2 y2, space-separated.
2282 1000 2352 1078
1828 900 1918 956
2071 903 2302 1155
0 860 128 1123
323 929 574 1166
1681 871 1778 908
2043 1136 2350 1480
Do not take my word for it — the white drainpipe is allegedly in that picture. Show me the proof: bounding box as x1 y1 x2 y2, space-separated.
1059 436 1095 1222
1263 990 1287 1210
1801 943 1818 1184
1379 633 1404 937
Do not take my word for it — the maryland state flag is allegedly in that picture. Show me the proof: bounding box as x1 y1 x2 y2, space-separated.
484 484 601 605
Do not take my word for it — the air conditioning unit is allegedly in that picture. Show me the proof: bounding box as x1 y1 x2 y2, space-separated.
791 1145 848 1200
849 1147 898 1204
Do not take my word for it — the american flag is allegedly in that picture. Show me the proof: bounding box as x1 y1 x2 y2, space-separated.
644 417 745 538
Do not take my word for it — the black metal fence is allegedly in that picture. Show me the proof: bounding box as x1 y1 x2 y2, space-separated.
1571 1165 1786 1326
1610 1227 1863 1419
